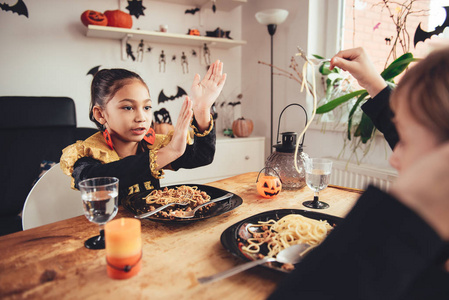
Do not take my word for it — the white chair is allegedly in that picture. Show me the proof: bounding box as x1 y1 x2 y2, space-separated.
22 163 84 230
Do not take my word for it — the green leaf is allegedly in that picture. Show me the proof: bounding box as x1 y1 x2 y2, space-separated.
312 54 325 59
347 91 369 140
357 112 375 143
381 53 418 81
316 90 366 114
319 62 332 75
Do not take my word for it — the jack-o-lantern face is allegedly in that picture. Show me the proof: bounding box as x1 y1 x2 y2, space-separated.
257 176 282 198
81 10 108 27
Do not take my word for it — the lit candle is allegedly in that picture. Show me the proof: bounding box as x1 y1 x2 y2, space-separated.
105 218 142 279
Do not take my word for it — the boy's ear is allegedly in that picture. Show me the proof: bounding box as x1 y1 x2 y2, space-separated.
92 106 106 125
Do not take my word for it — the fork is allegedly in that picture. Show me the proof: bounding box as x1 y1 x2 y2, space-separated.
134 201 189 219
171 193 233 219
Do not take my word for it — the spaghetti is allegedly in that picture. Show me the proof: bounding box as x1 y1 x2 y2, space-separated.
241 214 333 260
143 185 212 218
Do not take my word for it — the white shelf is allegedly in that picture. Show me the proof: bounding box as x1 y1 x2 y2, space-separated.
86 25 246 49
155 0 247 12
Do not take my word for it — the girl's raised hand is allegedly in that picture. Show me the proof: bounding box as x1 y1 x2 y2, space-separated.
156 97 193 168
190 60 227 131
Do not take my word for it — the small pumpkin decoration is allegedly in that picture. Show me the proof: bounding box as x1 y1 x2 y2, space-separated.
232 117 254 137
81 10 108 27
104 10 133 29
256 167 282 198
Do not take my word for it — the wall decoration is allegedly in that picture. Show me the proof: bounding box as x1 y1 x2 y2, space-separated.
137 39 144 61
146 46 152 53
212 0 216 13
81 10 107 27
159 50 166 72
191 49 197 57
126 0 146 18
185 7 200 15
181 52 189 74
158 86 187 104
154 108 174 135
203 43 211 65
414 6 449 47
385 36 392 45
373 22 380 31
104 10 132 28
0 0 28 18
172 55 176 62
86 65 101 76
126 41 136 61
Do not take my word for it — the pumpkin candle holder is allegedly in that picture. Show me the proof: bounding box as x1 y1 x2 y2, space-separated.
256 167 282 198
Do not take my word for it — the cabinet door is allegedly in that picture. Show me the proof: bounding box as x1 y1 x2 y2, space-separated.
160 137 265 186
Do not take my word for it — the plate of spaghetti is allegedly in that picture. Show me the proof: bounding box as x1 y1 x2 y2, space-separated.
122 184 242 223
220 209 342 272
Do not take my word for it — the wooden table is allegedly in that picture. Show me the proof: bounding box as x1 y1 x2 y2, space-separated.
0 172 362 300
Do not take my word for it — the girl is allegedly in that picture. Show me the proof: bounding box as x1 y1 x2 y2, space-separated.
269 47 449 299
60 60 226 202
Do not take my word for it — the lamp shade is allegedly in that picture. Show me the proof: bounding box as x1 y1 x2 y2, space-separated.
255 9 289 25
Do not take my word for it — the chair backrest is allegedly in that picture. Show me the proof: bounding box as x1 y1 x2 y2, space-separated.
0 96 97 222
22 163 85 230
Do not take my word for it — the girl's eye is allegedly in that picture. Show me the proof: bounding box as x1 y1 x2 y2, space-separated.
123 106 133 111
144 106 152 111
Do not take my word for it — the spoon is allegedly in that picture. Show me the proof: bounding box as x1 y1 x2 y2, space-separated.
197 243 310 284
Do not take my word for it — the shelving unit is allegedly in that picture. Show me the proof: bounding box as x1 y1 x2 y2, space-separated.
86 25 246 60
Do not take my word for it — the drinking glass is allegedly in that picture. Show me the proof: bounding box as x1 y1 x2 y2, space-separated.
303 158 332 209
79 177 119 249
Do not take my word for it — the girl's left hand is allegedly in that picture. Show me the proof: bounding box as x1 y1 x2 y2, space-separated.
190 60 227 130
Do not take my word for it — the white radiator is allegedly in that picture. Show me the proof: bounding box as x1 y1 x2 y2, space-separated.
329 159 398 190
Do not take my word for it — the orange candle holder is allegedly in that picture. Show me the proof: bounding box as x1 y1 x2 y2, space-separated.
105 218 142 279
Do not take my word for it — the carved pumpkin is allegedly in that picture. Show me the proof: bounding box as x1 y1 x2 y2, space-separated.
154 123 174 135
104 10 133 29
256 169 282 199
81 10 108 27
232 117 254 137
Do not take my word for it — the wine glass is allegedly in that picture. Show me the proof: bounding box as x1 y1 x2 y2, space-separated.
303 158 332 209
79 177 119 250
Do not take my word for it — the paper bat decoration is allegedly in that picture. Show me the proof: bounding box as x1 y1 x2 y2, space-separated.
0 0 28 18
86 65 101 76
185 7 200 15
373 22 380 31
126 0 146 19
158 86 187 104
414 6 449 47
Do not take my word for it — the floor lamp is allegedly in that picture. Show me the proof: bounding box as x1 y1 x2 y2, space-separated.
255 9 289 153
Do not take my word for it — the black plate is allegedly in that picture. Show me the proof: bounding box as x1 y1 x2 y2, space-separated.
122 184 243 223
220 209 343 273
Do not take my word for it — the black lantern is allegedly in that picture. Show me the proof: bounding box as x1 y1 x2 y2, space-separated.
265 103 309 190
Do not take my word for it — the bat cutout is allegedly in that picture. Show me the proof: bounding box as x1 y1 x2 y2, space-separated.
185 7 200 15
0 0 28 17
414 6 449 47
126 0 146 19
158 86 187 104
86 65 101 76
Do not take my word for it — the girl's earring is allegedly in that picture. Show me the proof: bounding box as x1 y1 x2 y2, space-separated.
143 128 155 145
103 129 114 150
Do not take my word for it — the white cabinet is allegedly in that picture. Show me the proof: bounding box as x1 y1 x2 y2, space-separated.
160 135 265 186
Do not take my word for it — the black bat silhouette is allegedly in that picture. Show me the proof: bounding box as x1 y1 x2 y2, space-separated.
185 7 200 15
158 86 187 104
86 65 101 76
414 6 449 47
0 0 28 17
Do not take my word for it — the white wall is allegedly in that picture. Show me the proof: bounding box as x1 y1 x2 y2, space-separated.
0 0 242 130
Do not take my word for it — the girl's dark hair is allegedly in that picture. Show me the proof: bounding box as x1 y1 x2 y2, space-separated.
89 68 148 130
391 46 449 142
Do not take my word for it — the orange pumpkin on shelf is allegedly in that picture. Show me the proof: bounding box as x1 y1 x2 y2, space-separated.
81 10 108 27
232 117 254 137
256 168 282 198
104 10 133 29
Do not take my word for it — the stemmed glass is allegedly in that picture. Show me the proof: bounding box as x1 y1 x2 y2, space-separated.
303 158 332 209
79 177 119 249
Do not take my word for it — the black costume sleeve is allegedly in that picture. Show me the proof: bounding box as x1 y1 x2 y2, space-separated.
268 186 449 300
361 87 399 149
170 122 216 170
